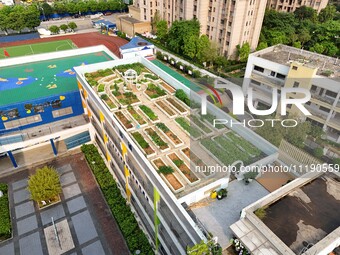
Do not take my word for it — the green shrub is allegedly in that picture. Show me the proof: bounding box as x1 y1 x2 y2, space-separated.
155 123 169 132
139 105 158 121
101 94 108 100
254 207 267 220
156 51 163 60
313 148 323 158
0 183 11 240
98 84 105 93
158 166 174 175
144 74 159 80
81 144 154 254
175 89 190 106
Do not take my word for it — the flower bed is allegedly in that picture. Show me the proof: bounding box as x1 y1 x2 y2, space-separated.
114 111 134 130
160 82 176 94
0 183 11 241
190 115 213 134
114 63 148 75
145 83 166 99
115 92 140 106
127 106 147 126
139 105 159 122
213 135 250 163
144 127 169 151
166 98 187 114
175 117 201 139
97 84 105 93
152 158 184 193
81 144 153 254
155 123 183 147
144 73 159 80
167 153 200 185
131 131 155 156
155 100 177 118
85 68 114 87
101 94 117 110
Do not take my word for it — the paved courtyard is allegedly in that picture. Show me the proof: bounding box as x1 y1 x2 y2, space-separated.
192 179 269 248
0 153 129 255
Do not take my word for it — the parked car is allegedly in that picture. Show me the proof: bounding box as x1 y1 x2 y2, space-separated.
104 12 112 16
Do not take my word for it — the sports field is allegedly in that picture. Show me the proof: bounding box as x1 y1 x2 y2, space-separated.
0 40 77 59
0 51 112 106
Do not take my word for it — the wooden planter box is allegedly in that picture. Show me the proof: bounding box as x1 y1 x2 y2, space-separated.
166 152 200 186
131 131 156 158
155 100 177 119
126 107 148 128
152 158 184 193
114 111 135 131
166 97 188 115
155 124 184 147
144 127 170 153
180 147 212 177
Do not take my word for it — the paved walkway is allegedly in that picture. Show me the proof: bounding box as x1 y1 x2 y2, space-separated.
0 153 129 255
191 179 269 248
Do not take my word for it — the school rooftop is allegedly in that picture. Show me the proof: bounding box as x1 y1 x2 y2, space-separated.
0 45 116 107
252 44 340 78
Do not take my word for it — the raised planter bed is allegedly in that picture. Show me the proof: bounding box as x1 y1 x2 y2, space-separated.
175 117 202 140
152 158 184 193
139 105 159 123
131 131 155 157
114 92 140 107
114 111 134 131
160 82 176 94
126 106 147 127
202 112 227 130
190 115 213 135
181 148 212 176
200 138 233 166
98 74 117 84
144 83 166 101
155 100 177 118
166 98 188 115
144 127 170 152
144 73 159 81
167 152 200 185
100 94 117 111
155 123 183 147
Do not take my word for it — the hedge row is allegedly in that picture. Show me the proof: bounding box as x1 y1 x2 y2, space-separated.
0 183 11 241
81 144 154 255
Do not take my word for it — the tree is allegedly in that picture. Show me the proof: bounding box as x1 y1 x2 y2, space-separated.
308 125 324 139
313 148 323 158
333 158 340 166
27 166 62 204
156 20 168 42
186 240 209 255
284 121 311 148
310 43 325 54
236 42 250 62
151 10 161 33
183 34 197 59
41 2 53 18
68 22 77 31
294 6 317 21
49 25 60 34
196 34 211 63
24 6 41 30
256 42 268 51
59 24 68 33
318 5 336 22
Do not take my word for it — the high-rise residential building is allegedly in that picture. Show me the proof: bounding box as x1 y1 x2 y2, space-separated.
266 0 328 13
128 0 267 58
242 44 340 143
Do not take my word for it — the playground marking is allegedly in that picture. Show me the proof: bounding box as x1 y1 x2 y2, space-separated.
29 45 34 54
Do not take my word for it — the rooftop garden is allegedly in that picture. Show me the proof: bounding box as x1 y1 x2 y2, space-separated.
145 127 169 151
127 106 147 126
175 117 201 139
85 68 114 87
168 153 199 184
166 98 187 114
155 100 177 118
139 105 159 121
190 115 213 134
132 131 155 156
145 83 166 99
114 111 133 130
201 138 235 165
115 92 140 106
114 63 148 75
156 123 183 146
202 112 225 129
226 132 262 157
100 94 117 110
153 158 184 192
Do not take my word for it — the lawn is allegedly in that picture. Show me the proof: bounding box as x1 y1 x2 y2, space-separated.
0 40 76 59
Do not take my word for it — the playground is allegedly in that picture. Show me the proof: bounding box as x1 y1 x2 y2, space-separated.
0 40 76 59
0 51 112 106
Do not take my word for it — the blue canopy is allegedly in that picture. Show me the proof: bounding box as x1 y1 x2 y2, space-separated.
120 37 153 50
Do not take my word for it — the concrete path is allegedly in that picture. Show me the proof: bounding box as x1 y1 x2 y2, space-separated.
191 179 269 248
0 153 129 255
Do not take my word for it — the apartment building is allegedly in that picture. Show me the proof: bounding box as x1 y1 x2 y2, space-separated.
129 0 267 58
242 44 340 143
267 0 328 13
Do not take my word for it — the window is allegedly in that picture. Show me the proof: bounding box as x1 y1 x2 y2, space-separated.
4 114 42 129
325 90 337 98
319 106 330 113
270 71 276 76
276 73 286 80
254 65 264 72
292 66 298 70
293 81 300 88
311 85 317 92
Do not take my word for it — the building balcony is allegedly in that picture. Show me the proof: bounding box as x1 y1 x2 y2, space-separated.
251 73 285 89
310 91 336 106
305 105 330 121
327 113 340 130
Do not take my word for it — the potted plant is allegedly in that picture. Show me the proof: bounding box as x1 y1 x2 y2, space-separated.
216 188 227 200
